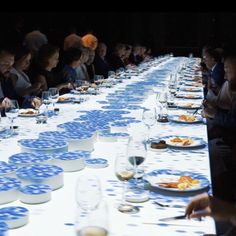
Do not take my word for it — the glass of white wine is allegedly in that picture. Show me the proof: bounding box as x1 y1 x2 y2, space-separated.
114 153 139 214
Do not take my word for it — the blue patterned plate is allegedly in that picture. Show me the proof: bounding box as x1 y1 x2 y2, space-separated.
0 206 29 229
145 169 210 192
8 153 51 165
18 139 68 150
16 164 63 180
20 184 51 195
0 222 8 234
85 158 108 168
0 162 18 176
0 177 21 191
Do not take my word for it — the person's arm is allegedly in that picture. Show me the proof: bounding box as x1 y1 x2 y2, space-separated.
186 193 236 226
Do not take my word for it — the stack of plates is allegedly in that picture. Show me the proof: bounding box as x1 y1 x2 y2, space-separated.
18 139 68 154
0 177 21 204
19 184 51 204
8 152 52 167
16 164 64 190
52 151 86 172
0 206 29 229
85 158 108 168
0 222 8 236
98 131 129 142
0 162 18 178
39 131 94 152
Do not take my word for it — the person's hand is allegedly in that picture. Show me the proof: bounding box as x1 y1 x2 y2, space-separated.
31 97 42 109
1 97 12 108
201 107 216 119
67 82 75 90
185 193 211 219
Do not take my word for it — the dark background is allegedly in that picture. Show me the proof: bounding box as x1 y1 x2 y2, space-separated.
0 12 235 56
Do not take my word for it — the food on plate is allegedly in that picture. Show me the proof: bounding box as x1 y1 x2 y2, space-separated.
58 97 70 102
19 109 38 115
170 137 194 146
157 175 200 190
150 140 167 149
178 114 196 122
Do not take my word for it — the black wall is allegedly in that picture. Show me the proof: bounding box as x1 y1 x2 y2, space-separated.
1 12 236 56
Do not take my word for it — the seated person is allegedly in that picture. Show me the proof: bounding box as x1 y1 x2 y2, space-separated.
29 44 73 93
0 46 41 110
61 47 82 83
108 43 126 71
94 42 110 78
10 46 42 97
186 192 236 226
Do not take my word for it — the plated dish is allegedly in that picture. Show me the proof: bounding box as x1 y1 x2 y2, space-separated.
170 115 203 124
145 169 209 192
18 109 39 117
163 136 205 148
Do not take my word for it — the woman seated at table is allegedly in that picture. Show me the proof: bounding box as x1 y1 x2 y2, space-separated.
0 46 41 109
29 44 73 93
10 46 43 97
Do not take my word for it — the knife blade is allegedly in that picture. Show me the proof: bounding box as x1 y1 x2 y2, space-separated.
159 214 187 221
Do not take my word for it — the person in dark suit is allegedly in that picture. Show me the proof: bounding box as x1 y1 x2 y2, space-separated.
108 43 126 72
94 42 110 78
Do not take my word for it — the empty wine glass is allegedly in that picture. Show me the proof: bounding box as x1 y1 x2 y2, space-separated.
114 153 138 214
75 174 102 214
142 108 156 143
4 99 19 135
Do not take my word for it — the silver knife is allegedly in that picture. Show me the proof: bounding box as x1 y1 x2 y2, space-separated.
159 214 187 221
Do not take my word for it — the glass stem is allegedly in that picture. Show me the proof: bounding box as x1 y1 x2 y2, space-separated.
121 181 127 205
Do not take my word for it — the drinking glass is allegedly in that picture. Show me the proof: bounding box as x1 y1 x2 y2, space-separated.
142 108 156 142
75 174 102 214
49 87 59 111
114 153 138 214
4 99 19 135
75 200 109 236
41 91 51 116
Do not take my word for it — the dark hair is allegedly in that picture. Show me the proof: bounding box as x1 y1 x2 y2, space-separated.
37 44 59 68
14 46 31 62
64 48 82 64
205 48 222 62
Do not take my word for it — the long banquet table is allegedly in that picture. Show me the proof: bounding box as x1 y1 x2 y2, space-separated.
0 56 216 236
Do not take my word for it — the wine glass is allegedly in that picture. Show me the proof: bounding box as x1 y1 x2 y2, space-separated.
75 174 102 214
142 108 156 143
127 137 147 183
114 153 138 214
4 99 19 135
48 87 59 113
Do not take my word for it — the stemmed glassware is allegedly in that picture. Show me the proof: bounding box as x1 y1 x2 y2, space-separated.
127 137 147 182
114 153 138 214
4 99 19 135
142 108 156 143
